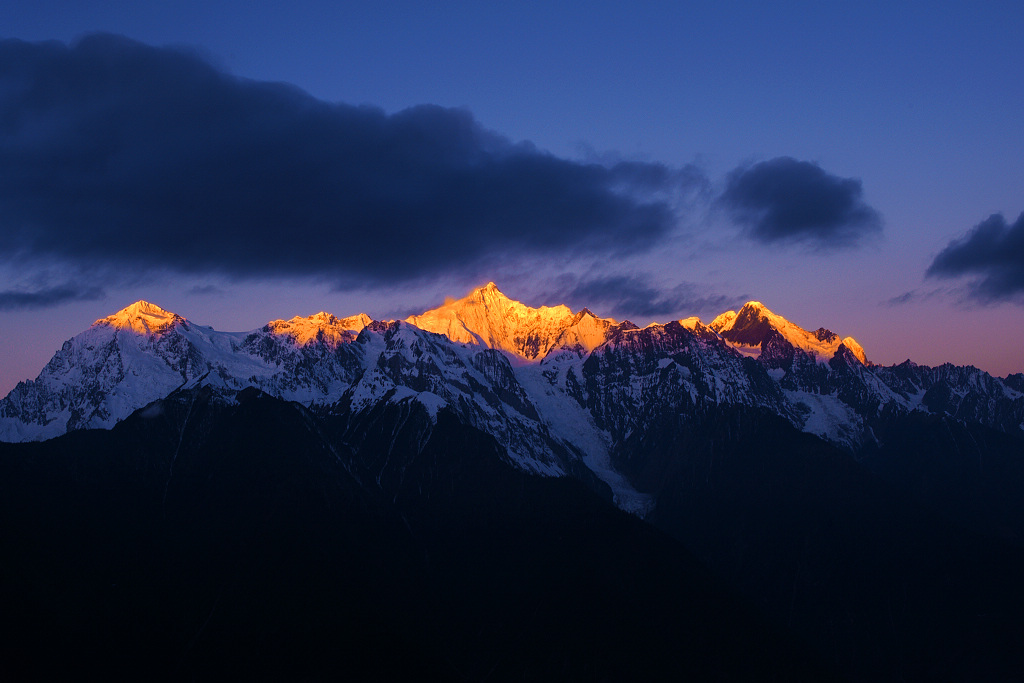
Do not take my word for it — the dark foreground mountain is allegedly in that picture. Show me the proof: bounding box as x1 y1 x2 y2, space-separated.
623 404 1024 682
0 387 834 681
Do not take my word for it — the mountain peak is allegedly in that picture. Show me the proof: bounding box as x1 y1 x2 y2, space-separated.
265 311 372 347
573 307 601 323
735 301 783 323
709 310 737 332
94 300 183 334
466 281 511 303
711 300 866 363
406 283 579 360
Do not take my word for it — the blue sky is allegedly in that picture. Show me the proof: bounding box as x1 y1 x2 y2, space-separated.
1 1 1022 395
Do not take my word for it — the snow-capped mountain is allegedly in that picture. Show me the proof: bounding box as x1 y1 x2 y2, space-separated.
1 302 241 441
263 311 372 347
711 300 867 364
405 281 622 360
2 284 1022 497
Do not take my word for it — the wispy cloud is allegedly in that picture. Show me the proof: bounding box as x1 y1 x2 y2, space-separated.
882 287 949 307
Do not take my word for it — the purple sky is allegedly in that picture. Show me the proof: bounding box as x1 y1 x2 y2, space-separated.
2 1 1023 396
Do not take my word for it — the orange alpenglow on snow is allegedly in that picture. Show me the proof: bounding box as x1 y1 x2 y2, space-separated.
406 282 619 361
265 312 373 347
93 300 184 335
710 301 867 364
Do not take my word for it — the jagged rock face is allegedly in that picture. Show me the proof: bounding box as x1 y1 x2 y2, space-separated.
577 321 792 444
471 349 540 421
699 299 1021 446
329 321 582 476
241 321 367 400
872 362 1024 434
714 302 778 346
713 300 868 364
814 327 839 343
758 329 799 370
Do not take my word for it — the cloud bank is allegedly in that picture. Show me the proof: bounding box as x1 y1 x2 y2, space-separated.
0 35 889 311
926 212 1024 302
718 157 882 249
0 34 693 290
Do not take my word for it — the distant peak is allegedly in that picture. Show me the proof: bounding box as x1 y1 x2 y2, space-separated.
733 302 802 334
119 300 171 316
679 316 703 330
738 301 773 316
265 311 372 346
422 282 523 315
708 310 737 332
711 299 868 363
95 300 183 334
468 281 511 302
407 282 580 360
841 336 868 364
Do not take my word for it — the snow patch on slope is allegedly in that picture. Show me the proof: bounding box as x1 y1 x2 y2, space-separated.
786 389 863 446
515 362 653 515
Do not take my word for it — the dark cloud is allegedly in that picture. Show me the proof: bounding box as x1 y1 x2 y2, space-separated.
568 274 743 321
0 283 105 310
0 34 697 289
926 212 1024 302
718 157 882 248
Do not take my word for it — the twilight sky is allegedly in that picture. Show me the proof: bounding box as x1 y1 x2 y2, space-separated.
2 1 1022 395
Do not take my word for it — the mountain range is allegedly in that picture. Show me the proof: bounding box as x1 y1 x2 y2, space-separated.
2 283 1023 681
3 282 1021 458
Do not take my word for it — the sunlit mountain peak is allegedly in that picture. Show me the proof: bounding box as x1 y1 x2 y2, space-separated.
710 300 867 364
709 309 737 331
94 300 183 335
408 283 587 360
679 316 715 335
264 311 373 347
